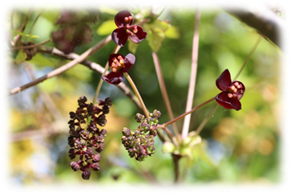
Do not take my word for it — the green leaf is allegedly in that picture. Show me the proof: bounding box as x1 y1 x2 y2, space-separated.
128 40 139 54
165 25 180 39
96 20 116 35
151 20 170 31
12 30 39 39
145 28 165 52
14 50 26 64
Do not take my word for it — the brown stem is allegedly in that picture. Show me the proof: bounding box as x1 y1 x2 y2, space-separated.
163 97 216 128
9 35 111 95
172 154 182 183
181 9 200 139
11 39 51 50
152 51 180 143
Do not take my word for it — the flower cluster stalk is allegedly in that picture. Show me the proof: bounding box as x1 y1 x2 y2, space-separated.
124 72 149 118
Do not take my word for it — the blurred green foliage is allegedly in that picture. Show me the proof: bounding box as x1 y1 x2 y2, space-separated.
8 6 280 185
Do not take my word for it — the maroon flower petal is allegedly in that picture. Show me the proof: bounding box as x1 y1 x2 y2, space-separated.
216 69 231 92
123 53 136 72
112 28 129 46
215 92 242 111
128 26 147 44
114 10 132 27
108 54 124 68
102 71 124 85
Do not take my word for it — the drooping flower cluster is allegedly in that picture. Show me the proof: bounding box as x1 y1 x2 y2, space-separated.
68 96 112 180
112 10 147 46
121 110 161 161
215 69 245 111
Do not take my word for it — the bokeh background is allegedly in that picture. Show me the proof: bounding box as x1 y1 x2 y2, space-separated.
7 5 281 185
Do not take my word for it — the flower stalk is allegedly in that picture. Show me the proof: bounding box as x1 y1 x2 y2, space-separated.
124 72 149 118
162 97 216 128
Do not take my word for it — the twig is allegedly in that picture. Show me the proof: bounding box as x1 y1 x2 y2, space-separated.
152 51 180 143
11 39 51 50
181 9 200 139
9 35 111 95
195 104 218 135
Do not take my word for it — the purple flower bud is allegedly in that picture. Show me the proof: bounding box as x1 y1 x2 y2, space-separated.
91 162 100 171
70 161 80 171
92 153 101 162
81 170 91 180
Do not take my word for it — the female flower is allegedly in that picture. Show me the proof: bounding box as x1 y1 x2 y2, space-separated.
112 10 147 46
102 53 135 85
215 69 245 111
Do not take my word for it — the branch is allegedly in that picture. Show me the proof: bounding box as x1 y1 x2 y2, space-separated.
9 35 111 95
224 5 284 48
38 46 143 112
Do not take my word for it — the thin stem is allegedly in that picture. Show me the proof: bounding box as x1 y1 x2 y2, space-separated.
163 97 215 128
234 36 262 80
92 45 120 104
181 9 200 139
24 10 43 42
152 51 180 142
124 72 149 118
9 35 111 95
195 104 218 135
11 39 51 50
172 154 182 183
13 10 32 47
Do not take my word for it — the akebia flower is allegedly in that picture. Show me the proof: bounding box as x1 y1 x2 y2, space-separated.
112 10 147 46
215 69 245 111
102 53 135 85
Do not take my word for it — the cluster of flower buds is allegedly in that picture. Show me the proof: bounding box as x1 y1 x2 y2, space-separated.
121 110 161 161
68 96 112 180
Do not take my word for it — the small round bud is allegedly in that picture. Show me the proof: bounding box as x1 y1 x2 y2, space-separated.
81 170 91 180
91 162 100 171
92 153 101 162
70 161 80 171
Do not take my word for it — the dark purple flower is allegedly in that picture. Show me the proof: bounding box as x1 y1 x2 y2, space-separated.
102 53 135 85
215 69 245 111
112 10 147 46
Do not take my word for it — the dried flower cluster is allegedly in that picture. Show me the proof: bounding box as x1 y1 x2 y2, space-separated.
121 110 161 161
51 10 99 54
68 96 112 180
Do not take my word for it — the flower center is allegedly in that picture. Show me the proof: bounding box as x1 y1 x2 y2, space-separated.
110 55 125 73
125 25 138 36
227 81 244 99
